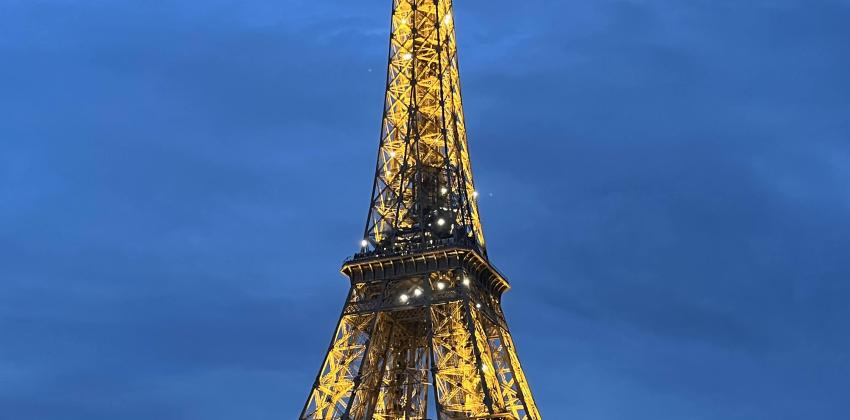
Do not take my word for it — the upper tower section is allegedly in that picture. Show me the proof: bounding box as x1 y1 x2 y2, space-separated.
359 0 486 260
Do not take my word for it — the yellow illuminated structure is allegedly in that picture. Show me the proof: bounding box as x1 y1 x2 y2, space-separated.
300 1 541 419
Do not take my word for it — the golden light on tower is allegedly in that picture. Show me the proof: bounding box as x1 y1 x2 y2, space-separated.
300 1 541 419
365 0 484 251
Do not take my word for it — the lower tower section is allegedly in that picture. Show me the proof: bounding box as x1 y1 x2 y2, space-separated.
301 249 541 420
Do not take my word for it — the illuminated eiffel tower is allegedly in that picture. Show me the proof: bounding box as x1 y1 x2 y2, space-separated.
300 1 541 418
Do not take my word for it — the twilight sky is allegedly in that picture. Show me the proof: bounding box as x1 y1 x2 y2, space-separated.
2 0 849 419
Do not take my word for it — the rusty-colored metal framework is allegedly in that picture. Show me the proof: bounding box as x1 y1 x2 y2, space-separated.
300 1 541 419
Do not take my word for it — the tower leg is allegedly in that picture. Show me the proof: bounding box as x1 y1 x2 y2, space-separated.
494 325 542 420
301 312 376 419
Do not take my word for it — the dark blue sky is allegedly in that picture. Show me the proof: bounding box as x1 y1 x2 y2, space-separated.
2 0 849 418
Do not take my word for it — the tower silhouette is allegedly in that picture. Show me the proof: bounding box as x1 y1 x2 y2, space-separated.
301 1 541 418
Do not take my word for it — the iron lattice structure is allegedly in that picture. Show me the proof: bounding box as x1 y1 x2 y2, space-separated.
301 1 541 419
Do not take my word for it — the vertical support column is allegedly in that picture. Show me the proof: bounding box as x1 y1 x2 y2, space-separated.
342 278 396 418
462 298 496 416
424 274 447 420
498 327 542 420
469 308 507 414
301 287 356 420
429 300 489 417
482 317 527 419
363 322 397 419
301 310 376 419
341 313 383 419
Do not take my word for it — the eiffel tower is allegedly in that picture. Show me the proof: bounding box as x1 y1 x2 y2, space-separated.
300 1 541 418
